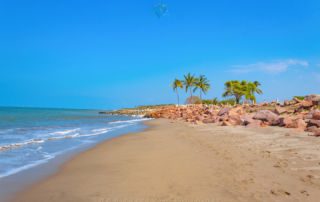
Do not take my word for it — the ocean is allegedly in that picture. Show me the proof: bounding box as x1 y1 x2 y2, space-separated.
0 107 149 178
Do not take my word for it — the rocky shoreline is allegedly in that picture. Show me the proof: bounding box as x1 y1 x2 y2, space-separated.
143 95 320 137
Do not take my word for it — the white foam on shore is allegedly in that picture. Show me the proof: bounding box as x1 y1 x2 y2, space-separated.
109 118 152 125
50 128 80 135
0 118 147 179
0 121 143 152
0 153 55 178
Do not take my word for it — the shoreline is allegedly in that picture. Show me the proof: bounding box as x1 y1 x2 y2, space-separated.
0 122 148 202
11 119 320 202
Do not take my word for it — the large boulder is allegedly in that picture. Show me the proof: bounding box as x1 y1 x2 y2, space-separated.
240 114 255 126
202 118 216 124
291 118 307 131
253 110 280 124
246 120 262 128
274 106 287 115
228 114 242 125
312 110 320 120
218 107 230 116
229 106 245 116
308 119 320 128
305 95 320 105
278 117 293 127
299 100 314 109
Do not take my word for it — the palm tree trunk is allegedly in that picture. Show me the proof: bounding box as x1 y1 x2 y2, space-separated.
176 89 180 105
236 95 240 104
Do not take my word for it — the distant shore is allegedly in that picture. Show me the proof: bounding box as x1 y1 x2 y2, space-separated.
12 119 320 202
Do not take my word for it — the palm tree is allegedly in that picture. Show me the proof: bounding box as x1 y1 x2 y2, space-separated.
183 73 198 98
172 79 183 105
223 80 263 104
222 80 247 104
246 81 263 104
194 75 210 100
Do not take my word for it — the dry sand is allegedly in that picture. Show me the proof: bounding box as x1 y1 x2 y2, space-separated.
13 119 320 202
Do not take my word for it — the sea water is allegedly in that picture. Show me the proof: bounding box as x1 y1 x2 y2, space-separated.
0 107 149 178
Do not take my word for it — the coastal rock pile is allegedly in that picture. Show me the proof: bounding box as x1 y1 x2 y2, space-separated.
145 95 320 137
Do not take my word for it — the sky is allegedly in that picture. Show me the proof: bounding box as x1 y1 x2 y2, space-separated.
0 0 319 109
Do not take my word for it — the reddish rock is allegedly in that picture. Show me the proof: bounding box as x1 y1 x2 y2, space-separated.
218 108 230 116
202 118 216 124
313 130 320 137
305 94 320 105
300 100 314 108
221 121 232 126
312 111 320 120
228 114 242 125
240 114 254 126
278 117 293 127
274 106 287 115
308 119 320 128
253 110 280 124
291 118 307 131
229 106 245 116
307 126 318 132
246 120 262 128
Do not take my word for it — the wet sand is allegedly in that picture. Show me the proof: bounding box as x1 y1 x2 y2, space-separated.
13 119 320 202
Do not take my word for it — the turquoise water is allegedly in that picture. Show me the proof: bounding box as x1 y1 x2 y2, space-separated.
0 107 149 178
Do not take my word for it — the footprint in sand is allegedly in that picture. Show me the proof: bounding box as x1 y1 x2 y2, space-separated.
273 160 288 168
300 190 310 196
270 189 291 196
300 174 315 184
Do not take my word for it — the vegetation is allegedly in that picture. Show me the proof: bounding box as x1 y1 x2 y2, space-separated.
222 80 263 104
294 96 305 101
202 98 219 105
183 73 198 98
171 79 183 105
202 98 236 105
171 74 263 105
194 75 210 100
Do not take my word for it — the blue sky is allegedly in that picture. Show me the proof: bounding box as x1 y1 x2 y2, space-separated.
0 0 319 109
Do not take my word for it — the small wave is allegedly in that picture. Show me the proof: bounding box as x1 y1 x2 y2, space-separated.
50 128 80 135
0 127 112 152
0 139 45 151
0 154 55 178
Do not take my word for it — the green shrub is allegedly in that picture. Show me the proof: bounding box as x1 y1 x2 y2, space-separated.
294 96 305 101
202 98 219 105
219 99 236 105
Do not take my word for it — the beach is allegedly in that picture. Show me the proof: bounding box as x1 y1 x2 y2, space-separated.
11 119 320 202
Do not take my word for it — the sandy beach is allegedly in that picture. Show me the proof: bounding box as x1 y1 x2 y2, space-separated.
12 119 320 202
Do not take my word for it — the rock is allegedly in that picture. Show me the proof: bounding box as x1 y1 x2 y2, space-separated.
221 121 232 126
300 100 313 108
291 118 307 131
312 110 320 120
278 117 293 127
228 114 242 125
307 126 318 132
202 118 216 124
229 106 245 116
240 114 254 126
308 119 320 128
274 107 287 115
313 129 320 137
218 108 230 116
253 110 280 124
246 120 262 128
305 94 320 105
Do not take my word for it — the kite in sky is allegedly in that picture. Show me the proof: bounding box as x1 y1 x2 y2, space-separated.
154 2 168 18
